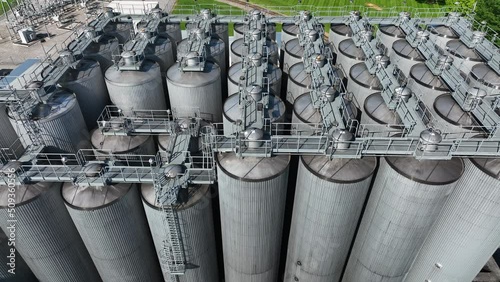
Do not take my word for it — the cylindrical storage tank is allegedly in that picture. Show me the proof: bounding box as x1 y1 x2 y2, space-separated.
0 229 37 281
105 60 166 115
404 158 500 282
234 23 276 40
103 22 133 44
62 183 162 282
145 36 175 74
329 23 353 53
58 58 109 130
0 182 101 282
82 35 119 72
433 93 483 134
376 24 405 56
281 23 299 50
427 24 459 49
177 36 226 81
231 38 279 65
342 157 464 282
223 92 285 136
0 103 23 158
287 62 311 104
8 90 91 153
166 61 222 121
409 63 450 116
445 40 483 73
141 184 219 282
91 129 156 156
156 120 208 153
283 38 304 73
348 62 382 107
227 62 282 95
291 92 322 135
217 153 290 282
284 155 377 282
159 22 182 57
337 39 366 77
390 39 424 77
468 64 500 95
212 23 229 68
363 92 403 132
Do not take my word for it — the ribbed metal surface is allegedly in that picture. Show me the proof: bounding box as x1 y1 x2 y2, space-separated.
348 62 382 107
217 153 290 282
433 93 482 133
404 158 500 282
105 60 166 116
228 62 282 95
329 23 353 53
337 39 365 77
160 23 182 57
390 39 424 77
59 58 110 130
287 62 311 104
445 40 483 74
0 229 37 281
103 22 133 44
467 64 500 95
284 156 377 282
284 38 304 74
63 183 162 282
376 25 405 56
141 184 219 282
145 36 175 74
83 35 119 72
177 37 227 82
0 103 23 156
231 38 279 65
90 129 156 155
9 91 91 153
409 63 449 116
427 25 458 49
342 157 464 282
166 61 222 122
0 182 101 282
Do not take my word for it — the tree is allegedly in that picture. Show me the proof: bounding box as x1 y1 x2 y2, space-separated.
475 0 500 37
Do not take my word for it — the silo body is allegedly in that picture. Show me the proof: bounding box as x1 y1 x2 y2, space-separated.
468 64 500 95
348 62 382 108
177 36 226 82
217 153 290 282
62 183 162 282
8 91 91 153
0 103 23 157
212 23 229 68
363 92 403 133
91 129 156 156
83 35 119 72
160 23 182 56
284 156 377 282
281 23 299 50
404 158 500 282
231 38 279 65
227 62 282 95
0 182 101 282
329 23 353 53
234 23 276 41
141 184 219 282
409 63 450 117
105 60 166 115
287 62 311 104
291 93 322 135
0 229 37 281
145 36 175 74
342 157 464 282
433 93 483 134
337 39 365 77
103 22 133 44
376 25 405 56
59 58 110 130
390 39 424 77
283 38 304 73
427 25 459 49
445 40 483 74
166 61 222 121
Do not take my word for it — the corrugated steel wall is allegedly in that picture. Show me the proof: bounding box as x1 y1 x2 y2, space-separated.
0 228 37 281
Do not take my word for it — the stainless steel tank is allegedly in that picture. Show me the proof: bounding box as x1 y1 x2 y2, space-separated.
342 157 464 282
347 62 382 107
58 58 110 130
337 39 366 77
376 24 406 56
231 38 279 65
91 129 156 156
281 23 299 49
0 229 37 281
217 153 290 282
433 93 483 134
409 63 450 116
363 92 403 131
159 22 182 57
141 184 219 282
404 158 500 282
82 35 119 72
177 35 226 81
103 22 133 44
227 61 282 95
8 90 91 153
445 40 483 73
145 36 175 74
166 61 222 122
329 23 353 53
390 39 424 77
0 103 23 158
467 64 500 95
0 182 101 282
234 22 276 40
284 155 377 282
427 24 459 49
105 59 166 115
63 183 162 282
283 38 304 73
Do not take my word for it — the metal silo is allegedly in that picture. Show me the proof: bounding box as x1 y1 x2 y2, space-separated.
287 62 311 104
0 182 101 282
141 184 219 282
90 129 156 156
8 90 91 153
347 62 382 107
227 61 282 95
0 103 23 157
342 157 464 282
363 92 403 130
58 58 110 130
0 228 37 281
144 36 175 74
427 24 459 49
329 23 353 53
467 64 500 95
103 22 133 44
217 153 290 282
166 60 222 122
283 38 304 73
376 24 406 56
432 93 483 134
105 58 166 115
234 22 276 40
62 183 163 282
230 38 279 65
337 39 366 77
404 158 500 282
409 63 450 115
83 35 119 72
390 39 424 77
445 40 484 73
157 22 182 57
284 155 377 282
281 23 299 49
157 119 208 153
